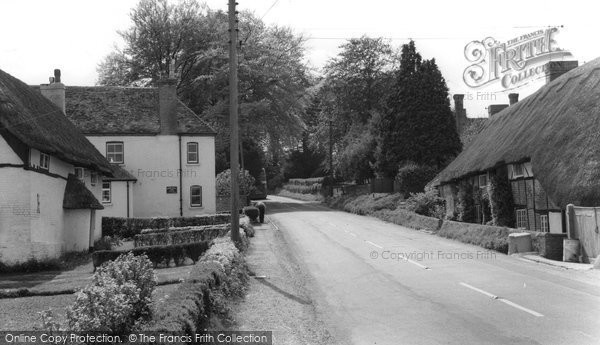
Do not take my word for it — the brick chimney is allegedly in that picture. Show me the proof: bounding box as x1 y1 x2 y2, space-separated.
488 104 509 117
158 77 179 135
453 94 467 133
508 93 519 106
40 69 65 114
545 61 578 83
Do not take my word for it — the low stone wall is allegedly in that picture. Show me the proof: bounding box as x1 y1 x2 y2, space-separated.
511 230 567 260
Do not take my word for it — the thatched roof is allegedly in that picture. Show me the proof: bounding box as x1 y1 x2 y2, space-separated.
63 86 216 135
435 57 600 208
63 174 104 210
0 70 112 174
105 164 137 181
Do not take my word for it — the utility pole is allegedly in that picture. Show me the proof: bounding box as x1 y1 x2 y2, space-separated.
229 0 240 245
329 119 333 196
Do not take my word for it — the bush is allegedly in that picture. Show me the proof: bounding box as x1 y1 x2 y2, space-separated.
488 167 515 227
243 206 259 222
92 242 210 269
405 188 445 218
0 251 91 274
102 214 231 239
373 208 442 232
216 169 256 196
342 193 404 215
437 220 511 253
94 253 156 320
67 253 156 334
267 174 284 191
395 162 439 194
144 237 248 334
135 224 230 247
93 236 122 251
457 181 476 223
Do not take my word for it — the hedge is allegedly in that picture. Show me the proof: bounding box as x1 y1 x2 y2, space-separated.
373 208 442 232
142 237 249 334
134 224 230 247
102 214 231 239
437 220 512 253
92 242 210 270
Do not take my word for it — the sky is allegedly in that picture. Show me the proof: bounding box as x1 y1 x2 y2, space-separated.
1 0 597 117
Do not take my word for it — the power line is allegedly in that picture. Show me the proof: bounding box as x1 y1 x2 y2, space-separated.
260 0 280 19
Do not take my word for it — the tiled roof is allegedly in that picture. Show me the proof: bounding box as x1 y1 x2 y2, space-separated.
64 86 216 135
0 70 112 174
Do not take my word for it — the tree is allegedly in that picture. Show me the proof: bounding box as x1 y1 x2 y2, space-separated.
374 40 461 178
97 0 311 165
310 36 397 182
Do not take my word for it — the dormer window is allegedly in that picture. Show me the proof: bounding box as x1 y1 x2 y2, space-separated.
39 153 50 170
106 142 124 164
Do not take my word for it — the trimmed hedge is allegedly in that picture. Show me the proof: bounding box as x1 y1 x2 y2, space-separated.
438 220 511 253
102 214 231 239
373 208 442 232
244 206 259 222
143 237 248 334
92 242 210 270
134 225 230 247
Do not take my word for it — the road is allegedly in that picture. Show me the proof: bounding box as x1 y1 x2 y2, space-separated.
263 196 600 345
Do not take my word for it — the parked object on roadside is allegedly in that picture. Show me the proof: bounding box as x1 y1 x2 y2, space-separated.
244 206 260 223
256 202 266 223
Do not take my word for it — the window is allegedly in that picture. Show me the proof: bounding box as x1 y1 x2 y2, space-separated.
102 181 111 203
478 174 487 188
513 163 524 178
106 142 124 164
516 209 528 229
540 215 549 232
39 152 50 170
74 167 85 181
90 172 98 186
187 142 199 164
190 185 202 207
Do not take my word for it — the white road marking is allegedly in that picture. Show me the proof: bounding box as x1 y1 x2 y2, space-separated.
460 282 544 317
365 241 383 249
404 258 430 270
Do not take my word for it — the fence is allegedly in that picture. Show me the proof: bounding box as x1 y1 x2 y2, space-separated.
567 205 600 261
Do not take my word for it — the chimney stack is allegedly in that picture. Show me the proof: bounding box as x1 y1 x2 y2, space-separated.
40 69 65 114
453 94 467 133
488 104 509 117
545 61 578 83
158 77 179 135
508 93 519 106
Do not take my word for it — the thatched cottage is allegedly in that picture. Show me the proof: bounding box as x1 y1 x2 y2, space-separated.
434 59 599 234
0 69 113 264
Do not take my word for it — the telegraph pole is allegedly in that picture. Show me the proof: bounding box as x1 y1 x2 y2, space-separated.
229 0 240 245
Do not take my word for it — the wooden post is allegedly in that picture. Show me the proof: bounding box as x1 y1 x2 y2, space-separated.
229 0 240 245
566 204 576 239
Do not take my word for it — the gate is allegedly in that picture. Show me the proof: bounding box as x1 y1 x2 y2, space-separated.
569 205 600 261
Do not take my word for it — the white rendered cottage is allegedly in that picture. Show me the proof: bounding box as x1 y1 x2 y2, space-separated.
39 74 217 218
0 69 113 264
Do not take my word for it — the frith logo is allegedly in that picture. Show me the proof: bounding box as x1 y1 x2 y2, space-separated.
463 27 572 89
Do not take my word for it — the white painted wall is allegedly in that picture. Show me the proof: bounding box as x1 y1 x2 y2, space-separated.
1 141 104 264
549 211 563 234
101 181 133 219
87 135 216 218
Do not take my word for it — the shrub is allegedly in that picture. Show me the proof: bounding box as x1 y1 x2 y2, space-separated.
135 224 230 247
68 253 156 334
488 167 515 227
405 188 445 218
395 162 439 194
92 242 210 269
456 181 476 223
373 208 442 232
94 253 156 320
267 174 284 191
243 206 259 222
342 193 404 215
102 214 231 238
437 220 511 253
93 236 122 251
216 169 256 196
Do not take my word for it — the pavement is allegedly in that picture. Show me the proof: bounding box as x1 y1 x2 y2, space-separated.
244 195 600 345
